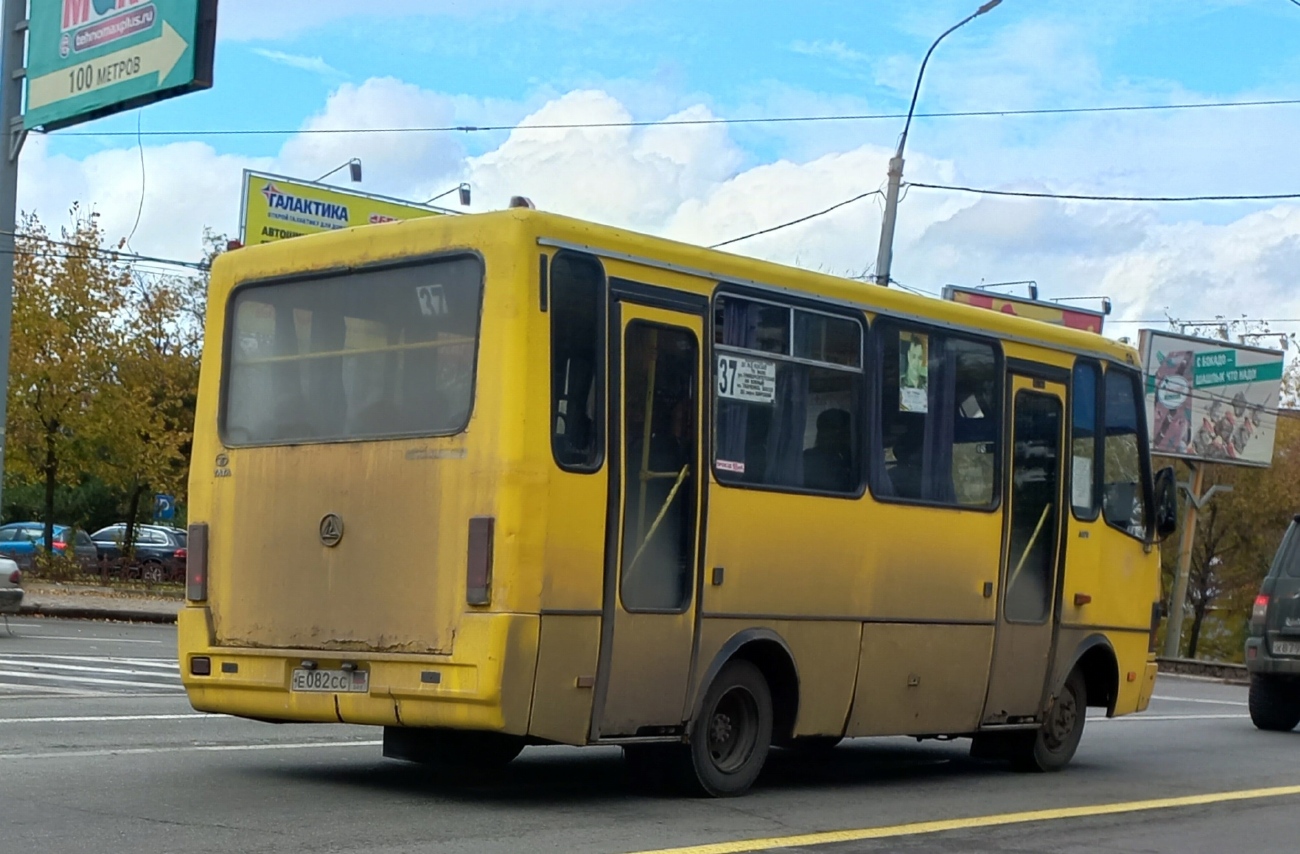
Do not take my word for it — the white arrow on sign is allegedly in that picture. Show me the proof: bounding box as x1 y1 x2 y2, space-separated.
27 21 188 111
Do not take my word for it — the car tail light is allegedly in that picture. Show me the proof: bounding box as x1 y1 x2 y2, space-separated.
186 523 208 602
7 570 18 585
1251 594 1269 631
174 548 187 561
52 539 65 550
466 516 494 606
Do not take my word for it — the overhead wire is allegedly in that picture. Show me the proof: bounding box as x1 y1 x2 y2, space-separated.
44 97 1300 138
905 182 1300 203
709 191 882 248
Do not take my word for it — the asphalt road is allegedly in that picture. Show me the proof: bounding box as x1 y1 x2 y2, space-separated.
0 618 1294 854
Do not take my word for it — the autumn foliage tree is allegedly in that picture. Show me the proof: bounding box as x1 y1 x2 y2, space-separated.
6 210 128 554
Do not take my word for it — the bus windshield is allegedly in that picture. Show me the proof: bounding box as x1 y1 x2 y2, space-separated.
222 254 484 446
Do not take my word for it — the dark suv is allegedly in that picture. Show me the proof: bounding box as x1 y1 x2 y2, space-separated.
1245 515 1300 732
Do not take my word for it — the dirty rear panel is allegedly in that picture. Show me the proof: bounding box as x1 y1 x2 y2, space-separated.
208 253 485 654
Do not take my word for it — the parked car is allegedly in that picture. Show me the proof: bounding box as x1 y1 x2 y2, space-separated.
1246 514 1300 732
91 524 187 583
0 556 21 623
0 522 98 572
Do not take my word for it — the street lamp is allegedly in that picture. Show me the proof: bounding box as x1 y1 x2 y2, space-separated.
424 183 472 207
316 158 363 183
872 0 1002 286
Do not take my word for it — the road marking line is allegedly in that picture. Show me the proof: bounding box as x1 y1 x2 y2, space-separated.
1150 695 1247 706
0 658 180 679
1 634 164 644
625 784 1300 854
0 682 113 697
0 668 184 691
0 653 176 667
0 713 215 724
0 740 382 761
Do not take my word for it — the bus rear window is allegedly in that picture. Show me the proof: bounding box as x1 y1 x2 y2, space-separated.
222 255 484 446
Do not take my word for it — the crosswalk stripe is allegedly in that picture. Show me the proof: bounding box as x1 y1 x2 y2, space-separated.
0 658 180 680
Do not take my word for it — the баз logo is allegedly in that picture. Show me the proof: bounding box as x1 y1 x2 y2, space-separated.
319 514 344 548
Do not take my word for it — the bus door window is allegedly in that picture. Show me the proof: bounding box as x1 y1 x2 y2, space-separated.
1005 391 1063 622
621 323 698 611
876 323 999 507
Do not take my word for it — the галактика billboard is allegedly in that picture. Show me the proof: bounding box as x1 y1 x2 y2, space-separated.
1140 329 1285 468
239 171 444 246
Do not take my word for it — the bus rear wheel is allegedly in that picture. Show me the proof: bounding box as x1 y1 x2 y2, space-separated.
1010 669 1087 773
676 660 773 797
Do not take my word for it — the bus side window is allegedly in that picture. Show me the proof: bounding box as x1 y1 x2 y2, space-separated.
875 322 998 507
1071 361 1102 519
550 253 606 471
1102 367 1150 538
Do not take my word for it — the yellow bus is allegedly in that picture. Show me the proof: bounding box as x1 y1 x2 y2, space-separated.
179 209 1178 796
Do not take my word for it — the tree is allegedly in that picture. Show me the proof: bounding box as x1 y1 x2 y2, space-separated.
5 210 128 554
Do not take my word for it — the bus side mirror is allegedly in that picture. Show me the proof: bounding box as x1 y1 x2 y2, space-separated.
1153 466 1178 542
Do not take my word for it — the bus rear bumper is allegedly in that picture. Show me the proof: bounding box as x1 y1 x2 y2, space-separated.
178 607 540 734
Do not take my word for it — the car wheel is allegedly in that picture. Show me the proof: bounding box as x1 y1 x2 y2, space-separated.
140 561 166 584
674 659 773 797
1010 669 1087 773
1248 675 1300 732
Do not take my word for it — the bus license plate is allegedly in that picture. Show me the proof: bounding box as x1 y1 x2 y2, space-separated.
291 668 369 693
1272 641 1300 656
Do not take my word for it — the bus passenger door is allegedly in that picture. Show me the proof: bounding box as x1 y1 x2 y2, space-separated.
592 300 703 738
983 375 1066 725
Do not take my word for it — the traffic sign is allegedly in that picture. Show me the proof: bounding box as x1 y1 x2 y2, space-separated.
24 0 217 132
154 493 176 521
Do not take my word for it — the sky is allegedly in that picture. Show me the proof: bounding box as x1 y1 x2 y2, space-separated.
20 0 1300 350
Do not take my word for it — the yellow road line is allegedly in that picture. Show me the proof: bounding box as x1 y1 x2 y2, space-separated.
627 784 1300 854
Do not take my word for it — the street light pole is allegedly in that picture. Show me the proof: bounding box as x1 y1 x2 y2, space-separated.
872 0 1002 286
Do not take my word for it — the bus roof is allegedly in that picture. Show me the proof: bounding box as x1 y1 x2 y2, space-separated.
216 208 1140 368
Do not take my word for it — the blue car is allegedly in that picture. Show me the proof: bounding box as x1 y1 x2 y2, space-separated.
0 522 99 571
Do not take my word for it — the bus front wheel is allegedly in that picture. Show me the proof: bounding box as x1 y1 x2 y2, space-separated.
677 659 773 797
1010 669 1087 773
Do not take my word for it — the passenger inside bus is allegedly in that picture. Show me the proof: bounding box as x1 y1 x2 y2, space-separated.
887 426 924 500
802 408 854 492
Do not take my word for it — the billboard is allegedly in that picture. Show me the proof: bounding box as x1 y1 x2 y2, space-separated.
25 0 217 131
1140 330 1285 468
239 171 446 247
942 285 1106 334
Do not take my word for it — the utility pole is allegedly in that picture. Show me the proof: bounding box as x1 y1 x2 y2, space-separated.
0 0 27 520
872 0 1001 287
1162 463 1233 658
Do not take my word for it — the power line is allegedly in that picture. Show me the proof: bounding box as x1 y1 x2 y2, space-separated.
906 182 1300 203
45 97 1300 138
710 191 882 248
0 232 208 271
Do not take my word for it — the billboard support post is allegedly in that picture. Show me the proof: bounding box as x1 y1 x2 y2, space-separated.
1163 464 1233 658
0 0 28 520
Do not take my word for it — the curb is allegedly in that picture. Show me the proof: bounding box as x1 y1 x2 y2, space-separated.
18 604 178 624
1157 656 1249 685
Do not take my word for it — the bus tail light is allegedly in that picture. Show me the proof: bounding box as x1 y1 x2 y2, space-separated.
1251 594 1269 632
187 523 209 602
467 516 494 606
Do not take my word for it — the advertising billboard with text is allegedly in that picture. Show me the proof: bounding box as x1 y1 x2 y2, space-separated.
239 171 444 246
1140 329 1285 468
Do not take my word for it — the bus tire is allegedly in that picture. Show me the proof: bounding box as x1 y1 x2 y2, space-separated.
1011 669 1087 773
675 659 773 797
1248 675 1300 732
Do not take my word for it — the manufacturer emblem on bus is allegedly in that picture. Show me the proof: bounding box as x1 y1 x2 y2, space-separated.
319 514 344 547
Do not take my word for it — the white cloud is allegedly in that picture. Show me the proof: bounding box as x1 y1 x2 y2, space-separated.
251 49 343 78
18 81 1300 350
790 40 869 65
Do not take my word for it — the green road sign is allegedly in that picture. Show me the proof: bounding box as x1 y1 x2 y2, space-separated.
24 0 217 132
